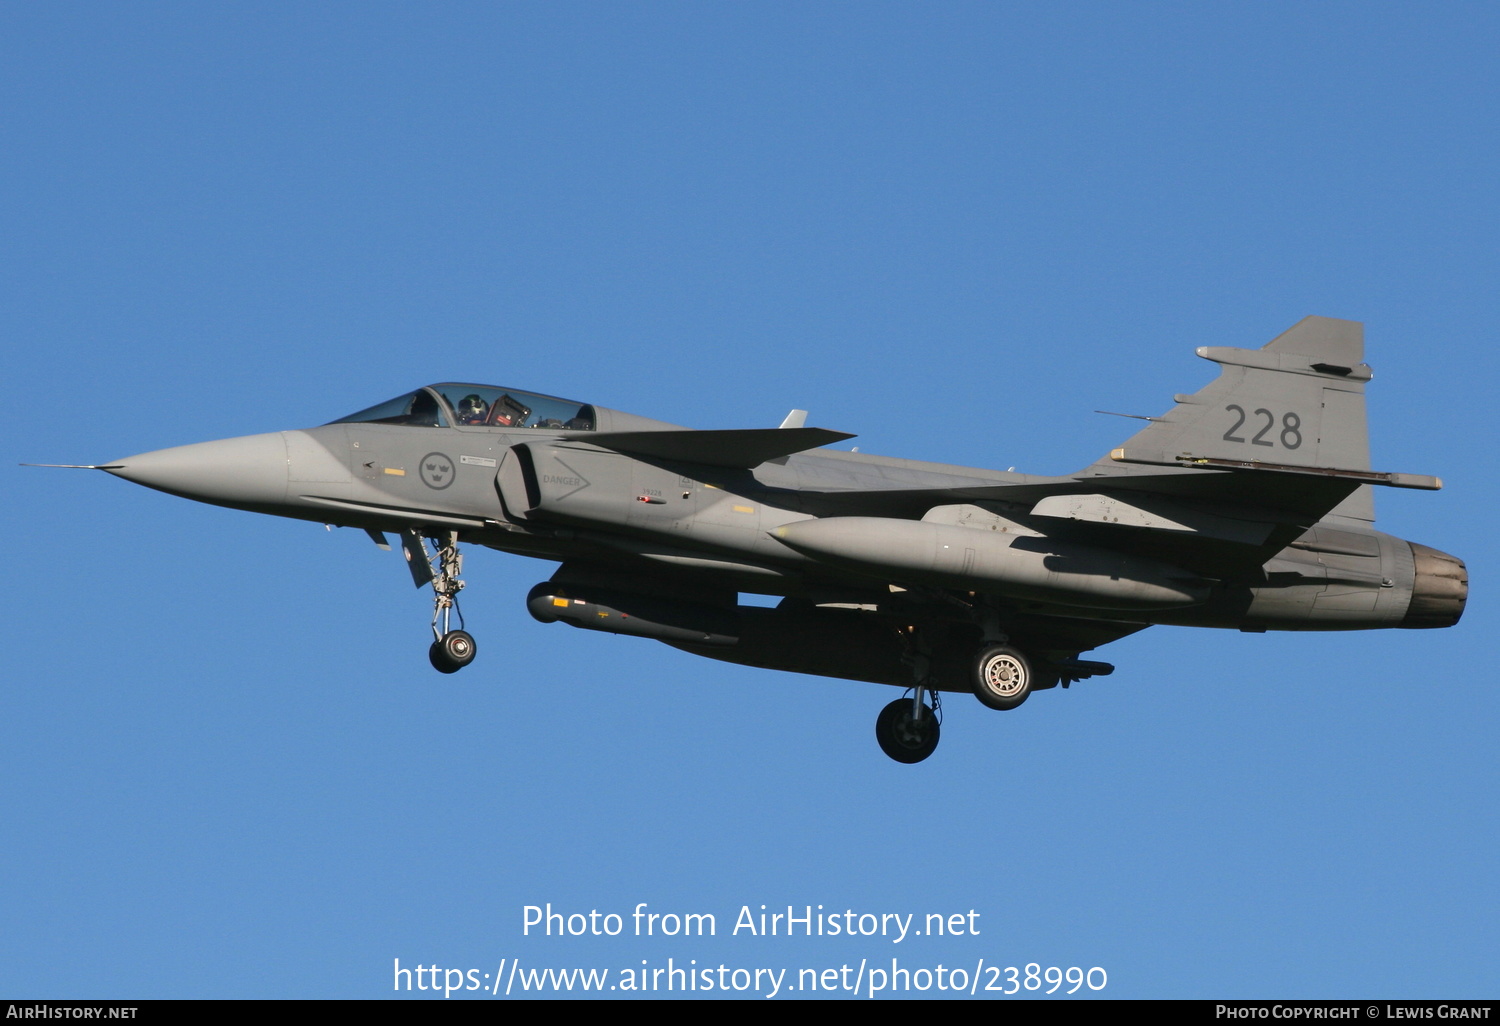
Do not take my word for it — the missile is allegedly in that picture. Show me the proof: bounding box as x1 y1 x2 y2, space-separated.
770 517 1208 610
527 582 739 645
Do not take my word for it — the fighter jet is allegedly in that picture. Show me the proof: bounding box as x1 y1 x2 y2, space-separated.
49 316 1466 762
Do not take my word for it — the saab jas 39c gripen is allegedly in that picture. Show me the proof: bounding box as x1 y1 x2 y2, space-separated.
50 317 1467 762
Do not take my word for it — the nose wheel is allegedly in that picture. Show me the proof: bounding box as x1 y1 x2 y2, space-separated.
404 529 479 674
429 629 477 673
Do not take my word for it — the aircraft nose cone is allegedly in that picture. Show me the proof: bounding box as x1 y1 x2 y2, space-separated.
105 432 290 510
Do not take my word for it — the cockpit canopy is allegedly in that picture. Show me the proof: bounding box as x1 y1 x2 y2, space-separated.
331 385 597 431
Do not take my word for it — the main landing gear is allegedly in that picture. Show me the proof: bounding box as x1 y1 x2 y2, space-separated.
872 623 1059 764
402 529 478 674
972 644 1033 711
875 691 941 764
876 629 942 764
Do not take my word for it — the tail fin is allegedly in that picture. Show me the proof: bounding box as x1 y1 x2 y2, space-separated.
1103 316 1379 521
1119 316 1371 471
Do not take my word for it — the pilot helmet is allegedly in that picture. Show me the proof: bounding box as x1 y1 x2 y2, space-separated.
458 394 487 419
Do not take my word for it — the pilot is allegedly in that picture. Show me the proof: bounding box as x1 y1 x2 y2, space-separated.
457 394 489 425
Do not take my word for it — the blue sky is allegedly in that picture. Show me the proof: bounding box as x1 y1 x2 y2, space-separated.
3 2 1495 999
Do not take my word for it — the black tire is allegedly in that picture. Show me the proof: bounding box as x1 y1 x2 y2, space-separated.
429 630 476 673
440 629 476 668
875 697 941 764
972 644 1031 711
429 640 461 673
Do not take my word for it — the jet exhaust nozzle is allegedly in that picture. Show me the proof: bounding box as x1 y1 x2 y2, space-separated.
1401 542 1468 629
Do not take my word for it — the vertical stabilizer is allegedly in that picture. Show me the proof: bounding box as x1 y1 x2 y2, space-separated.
1116 315 1371 472
1262 315 1364 367
1101 316 1377 520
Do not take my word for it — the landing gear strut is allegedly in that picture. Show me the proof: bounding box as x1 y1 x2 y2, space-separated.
404 529 477 673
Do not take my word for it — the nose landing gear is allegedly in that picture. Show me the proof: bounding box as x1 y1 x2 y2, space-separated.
429 629 476 674
403 529 478 673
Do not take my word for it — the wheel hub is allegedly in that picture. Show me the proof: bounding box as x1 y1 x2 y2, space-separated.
893 713 930 748
985 655 1025 697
